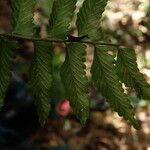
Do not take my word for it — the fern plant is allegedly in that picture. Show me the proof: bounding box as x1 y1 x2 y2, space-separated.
0 0 150 129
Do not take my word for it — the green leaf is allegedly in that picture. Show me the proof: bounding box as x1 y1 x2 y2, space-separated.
116 48 150 100
0 38 17 109
91 46 139 129
11 0 36 36
61 43 89 124
30 41 53 126
48 0 77 39
77 0 109 40
36 0 54 18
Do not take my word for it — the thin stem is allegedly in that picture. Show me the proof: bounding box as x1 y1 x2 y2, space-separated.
0 33 120 47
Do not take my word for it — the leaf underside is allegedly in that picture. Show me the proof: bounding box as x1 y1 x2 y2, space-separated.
116 48 150 100
30 41 53 126
11 0 36 36
61 43 89 124
77 0 109 40
0 38 17 109
48 0 77 39
91 46 139 129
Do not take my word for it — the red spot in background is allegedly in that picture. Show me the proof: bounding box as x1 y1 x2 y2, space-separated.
57 100 71 117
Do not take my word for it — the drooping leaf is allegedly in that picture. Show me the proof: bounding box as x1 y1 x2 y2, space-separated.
48 0 76 39
91 46 139 129
11 0 36 36
30 41 53 126
61 43 89 124
0 38 17 109
77 0 109 40
116 48 150 100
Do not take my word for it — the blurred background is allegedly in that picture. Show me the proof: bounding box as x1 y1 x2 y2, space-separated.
0 0 150 149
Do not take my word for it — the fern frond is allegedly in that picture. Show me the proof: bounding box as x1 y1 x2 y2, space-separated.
30 42 52 126
48 0 76 39
11 0 36 36
91 46 139 129
0 38 17 109
77 0 109 40
116 48 150 100
61 43 89 124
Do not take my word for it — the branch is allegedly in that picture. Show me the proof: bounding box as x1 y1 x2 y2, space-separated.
0 33 120 47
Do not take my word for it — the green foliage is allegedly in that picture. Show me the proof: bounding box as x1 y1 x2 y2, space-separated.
0 0 150 128
61 43 89 124
48 0 76 39
116 48 150 100
0 38 17 109
51 53 66 101
77 0 109 40
91 46 139 129
36 0 54 17
30 42 52 126
11 0 36 36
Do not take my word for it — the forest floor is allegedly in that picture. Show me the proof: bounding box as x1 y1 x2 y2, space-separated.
24 106 150 150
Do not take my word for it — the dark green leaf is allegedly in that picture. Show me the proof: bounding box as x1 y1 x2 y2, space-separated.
77 0 109 40
0 38 17 109
48 0 76 39
11 0 36 36
61 43 89 124
116 48 150 100
30 41 53 126
91 46 139 129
